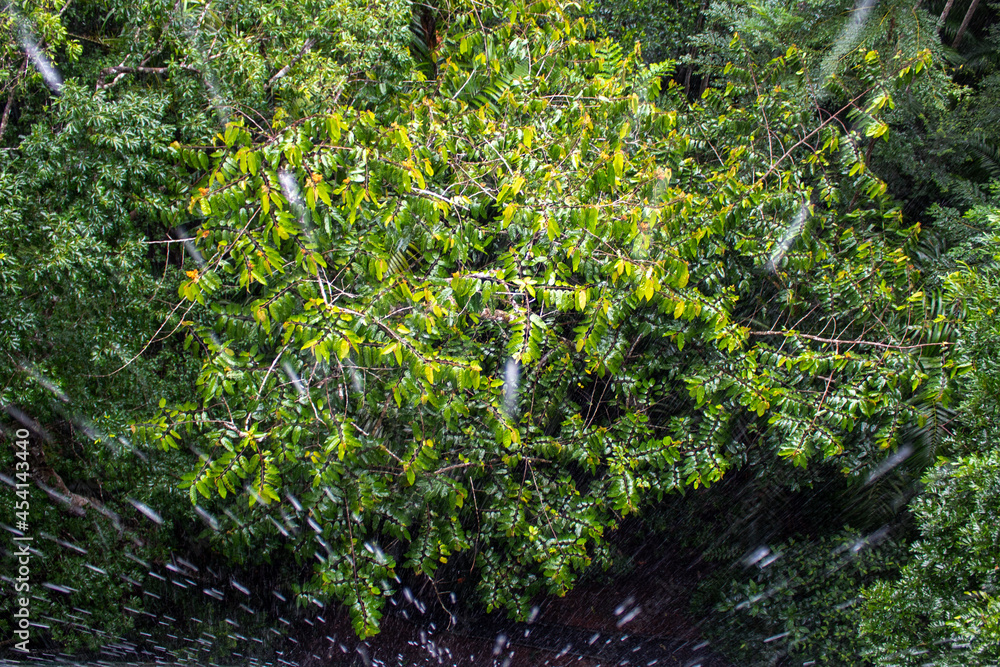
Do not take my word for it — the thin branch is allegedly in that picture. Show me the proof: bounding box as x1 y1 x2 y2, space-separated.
266 37 316 90
952 0 981 48
142 237 197 244
937 0 956 27
750 330 953 350
0 59 27 143
0 87 14 143
96 63 202 90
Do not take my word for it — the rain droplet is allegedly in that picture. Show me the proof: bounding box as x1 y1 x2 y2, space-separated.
817 0 879 83
766 202 809 273
281 361 309 400
616 605 641 627
866 445 913 485
128 498 163 525
42 582 75 594
285 492 304 513
176 557 199 572
759 551 782 568
503 357 520 418
230 578 250 595
614 595 635 616
16 19 62 93
203 588 224 601
743 546 770 567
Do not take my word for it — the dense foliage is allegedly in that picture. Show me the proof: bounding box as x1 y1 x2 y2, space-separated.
1 0 998 660
860 210 1000 665
696 529 905 666
862 452 1000 665
133 0 958 638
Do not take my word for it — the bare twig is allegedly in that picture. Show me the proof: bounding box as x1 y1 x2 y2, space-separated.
96 63 200 90
266 37 316 90
750 330 953 350
0 59 27 143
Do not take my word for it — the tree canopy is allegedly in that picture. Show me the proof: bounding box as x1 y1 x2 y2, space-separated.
1 0 998 661
134 0 955 637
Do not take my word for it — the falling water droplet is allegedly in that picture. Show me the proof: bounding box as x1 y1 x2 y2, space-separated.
767 202 809 273
194 505 220 531
281 361 309 399
285 492 303 513
527 605 540 623
230 579 250 596
616 605 641 628
866 445 913 485
15 19 62 93
817 0 879 84
128 498 163 525
503 357 520 418
744 546 770 567
614 595 635 616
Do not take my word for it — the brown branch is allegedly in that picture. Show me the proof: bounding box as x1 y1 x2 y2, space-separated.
0 59 28 143
96 63 200 90
0 87 14 143
937 0 956 27
27 440 121 528
266 37 316 90
749 330 953 350
952 0 981 48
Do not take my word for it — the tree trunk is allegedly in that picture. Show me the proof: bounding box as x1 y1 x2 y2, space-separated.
952 0 981 48
937 0 956 27
684 0 711 97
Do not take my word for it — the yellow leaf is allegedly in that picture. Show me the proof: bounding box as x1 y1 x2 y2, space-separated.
642 276 656 301
546 216 560 241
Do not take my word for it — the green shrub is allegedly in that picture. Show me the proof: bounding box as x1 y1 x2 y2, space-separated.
696 529 905 666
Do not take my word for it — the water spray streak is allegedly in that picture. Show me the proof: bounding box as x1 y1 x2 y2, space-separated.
278 169 319 245
16 20 63 93
179 14 229 125
127 498 164 525
279 169 307 216
282 361 309 399
866 444 913 485
767 202 810 272
177 223 207 269
818 0 879 84
279 168 331 307
503 357 520 418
